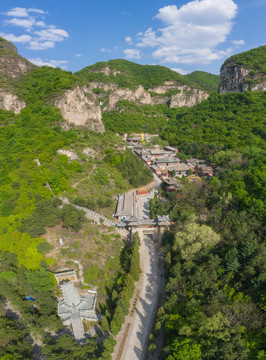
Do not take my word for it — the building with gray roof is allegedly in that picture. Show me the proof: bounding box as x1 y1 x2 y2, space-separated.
114 191 136 221
58 282 98 342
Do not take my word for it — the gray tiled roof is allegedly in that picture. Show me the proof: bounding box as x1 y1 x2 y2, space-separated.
154 158 179 163
164 146 177 152
71 316 85 341
115 192 135 217
58 282 97 340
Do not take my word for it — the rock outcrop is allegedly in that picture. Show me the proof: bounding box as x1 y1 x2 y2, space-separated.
105 85 152 111
170 86 209 108
148 81 179 94
219 47 266 94
219 65 266 93
0 89 26 113
53 86 105 133
101 83 209 111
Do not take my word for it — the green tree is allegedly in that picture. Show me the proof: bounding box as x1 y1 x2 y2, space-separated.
174 223 220 260
130 257 140 281
101 316 109 332
167 339 202 360
60 204 86 232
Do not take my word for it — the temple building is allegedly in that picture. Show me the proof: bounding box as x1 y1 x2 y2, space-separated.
114 191 136 221
54 269 77 284
55 272 98 342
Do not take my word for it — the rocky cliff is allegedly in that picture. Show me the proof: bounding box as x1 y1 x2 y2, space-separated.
89 81 209 111
104 85 152 111
0 37 34 114
0 89 26 113
53 86 105 133
76 59 210 110
219 65 266 93
169 86 209 108
219 46 266 94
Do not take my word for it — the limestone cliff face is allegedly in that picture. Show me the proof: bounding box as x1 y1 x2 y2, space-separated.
53 86 105 133
148 81 178 94
219 65 266 93
170 86 209 108
104 85 153 111
103 83 209 111
0 89 26 113
0 56 34 79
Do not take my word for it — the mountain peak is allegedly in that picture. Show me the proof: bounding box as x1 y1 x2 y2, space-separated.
0 36 35 82
0 36 18 55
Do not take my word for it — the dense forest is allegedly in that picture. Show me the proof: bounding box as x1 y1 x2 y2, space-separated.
150 160 266 359
160 91 266 154
102 91 266 153
184 71 220 93
147 93 266 360
15 66 82 104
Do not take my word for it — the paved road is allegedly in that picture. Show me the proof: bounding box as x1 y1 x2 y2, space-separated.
112 172 163 360
115 231 159 360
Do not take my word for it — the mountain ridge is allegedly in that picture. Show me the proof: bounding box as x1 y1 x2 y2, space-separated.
0 37 265 128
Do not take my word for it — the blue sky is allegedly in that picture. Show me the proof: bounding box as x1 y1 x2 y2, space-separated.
0 0 265 75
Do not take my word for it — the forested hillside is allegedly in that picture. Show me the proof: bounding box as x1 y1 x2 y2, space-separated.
160 91 266 153
147 91 266 360
0 102 152 358
15 66 83 104
223 46 266 74
75 59 201 90
184 71 220 93
102 91 266 143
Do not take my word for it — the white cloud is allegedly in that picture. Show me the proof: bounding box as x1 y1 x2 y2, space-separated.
136 0 238 64
76 53 82 57
171 68 188 75
125 36 132 45
232 39 245 45
0 32 32 43
35 21 46 27
100 48 112 52
2 7 68 51
29 57 68 68
137 28 157 48
28 8 48 15
34 28 69 42
27 40 55 50
5 7 29 17
124 49 141 60
4 17 35 31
